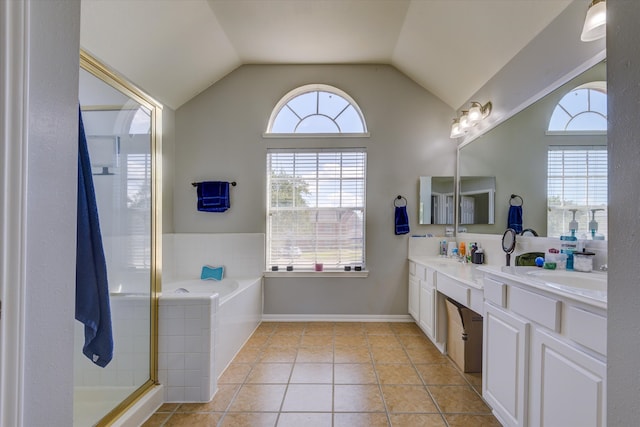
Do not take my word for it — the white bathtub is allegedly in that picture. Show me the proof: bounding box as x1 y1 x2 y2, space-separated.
163 278 240 300
159 276 263 401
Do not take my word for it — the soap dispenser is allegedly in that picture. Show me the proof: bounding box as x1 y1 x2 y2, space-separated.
589 208 605 240
568 209 579 237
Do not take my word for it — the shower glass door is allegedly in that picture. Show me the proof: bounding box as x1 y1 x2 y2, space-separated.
75 51 161 427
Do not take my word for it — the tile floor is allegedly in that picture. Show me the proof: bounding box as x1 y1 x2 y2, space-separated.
144 322 502 427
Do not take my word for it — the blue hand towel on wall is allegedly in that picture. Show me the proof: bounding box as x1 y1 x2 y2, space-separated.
508 205 523 233
395 206 410 235
197 181 230 212
76 107 113 368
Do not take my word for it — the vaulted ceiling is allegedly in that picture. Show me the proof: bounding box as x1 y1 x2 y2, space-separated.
80 0 573 110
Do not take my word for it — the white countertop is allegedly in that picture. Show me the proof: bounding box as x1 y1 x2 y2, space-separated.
409 256 607 310
408 256 484 290
479 265 607 309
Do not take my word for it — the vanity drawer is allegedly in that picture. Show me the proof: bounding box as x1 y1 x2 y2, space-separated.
484 277 507 307
510 286 561 332
437 273 470 307
566 306 607 356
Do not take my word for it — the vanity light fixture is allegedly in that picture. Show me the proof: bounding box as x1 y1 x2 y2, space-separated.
449 101 492 139
581 0 606 42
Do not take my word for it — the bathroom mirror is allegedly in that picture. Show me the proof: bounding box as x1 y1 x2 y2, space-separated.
457 61 606 238
419 176 454 225
458 176 496 225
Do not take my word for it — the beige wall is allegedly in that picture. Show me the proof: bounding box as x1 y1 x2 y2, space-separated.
608 0 640 424
174 64 456 315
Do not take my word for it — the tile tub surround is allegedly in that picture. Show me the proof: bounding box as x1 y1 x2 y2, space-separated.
145 322 501 426
163 233 265 281
158 294 217 403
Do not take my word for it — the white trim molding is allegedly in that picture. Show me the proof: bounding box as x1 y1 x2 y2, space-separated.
261 314 413 323
0 0 28 425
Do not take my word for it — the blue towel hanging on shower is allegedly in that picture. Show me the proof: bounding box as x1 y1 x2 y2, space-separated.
75 107 113 368
197 181 230 212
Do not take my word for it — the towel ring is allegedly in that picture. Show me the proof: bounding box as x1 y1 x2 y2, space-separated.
394 195 407 207
510 194 523 207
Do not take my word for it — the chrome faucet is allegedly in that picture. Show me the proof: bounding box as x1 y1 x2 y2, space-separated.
599 264 608 272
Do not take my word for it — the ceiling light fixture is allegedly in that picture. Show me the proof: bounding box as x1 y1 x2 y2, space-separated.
581 0 606 42
449 101 492 139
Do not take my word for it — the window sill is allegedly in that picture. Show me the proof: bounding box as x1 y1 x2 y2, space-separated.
264 270 369 278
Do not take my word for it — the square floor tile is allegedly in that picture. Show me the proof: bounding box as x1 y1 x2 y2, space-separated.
389 413 447 426
334 363 377 384
219 364 252 384
375 364 422 385
290 363 333 383
333 412 390 427
444 414 504 427
300 334 333 347
281 384 333 412
277 412 332 427
296 346 334 363
428 385 492 414
334 384 385 412
415 363 468 385
335 334 368 347
381 384 438 413
370 347 411 364
259 347 298 363
245 363 292 384
219 412 278 427
334 346 371 363
164 412 221 427
228 384 286 412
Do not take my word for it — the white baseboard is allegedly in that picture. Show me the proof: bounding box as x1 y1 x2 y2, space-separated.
261 314 414 322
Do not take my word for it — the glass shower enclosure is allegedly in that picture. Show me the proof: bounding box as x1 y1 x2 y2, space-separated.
75 51 161 426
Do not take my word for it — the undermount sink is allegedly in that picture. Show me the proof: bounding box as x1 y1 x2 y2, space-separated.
525 269 607 292
501 266 607 292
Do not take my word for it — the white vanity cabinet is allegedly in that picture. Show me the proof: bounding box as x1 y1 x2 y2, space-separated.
483 302 530 427
482 272 607 427
419 267 436 338
408 260 444 350
529 327 606 427
409 261 424 322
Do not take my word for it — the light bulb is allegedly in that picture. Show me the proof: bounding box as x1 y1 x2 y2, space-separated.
467 102 483 124
450 120 463 138
459 111 470 129
581 0 606 42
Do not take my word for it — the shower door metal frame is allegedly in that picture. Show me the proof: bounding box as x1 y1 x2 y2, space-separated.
80 49 162 427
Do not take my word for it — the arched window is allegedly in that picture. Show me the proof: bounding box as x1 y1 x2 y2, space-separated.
547 81 607 133
266 84 368 135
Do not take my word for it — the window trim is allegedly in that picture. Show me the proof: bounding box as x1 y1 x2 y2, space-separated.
546 81 607 135
266 148 367 273
264 84 369 137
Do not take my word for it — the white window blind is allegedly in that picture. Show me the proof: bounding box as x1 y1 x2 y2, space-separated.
126 153 151 269
547 146 607 238
267 150 366 270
